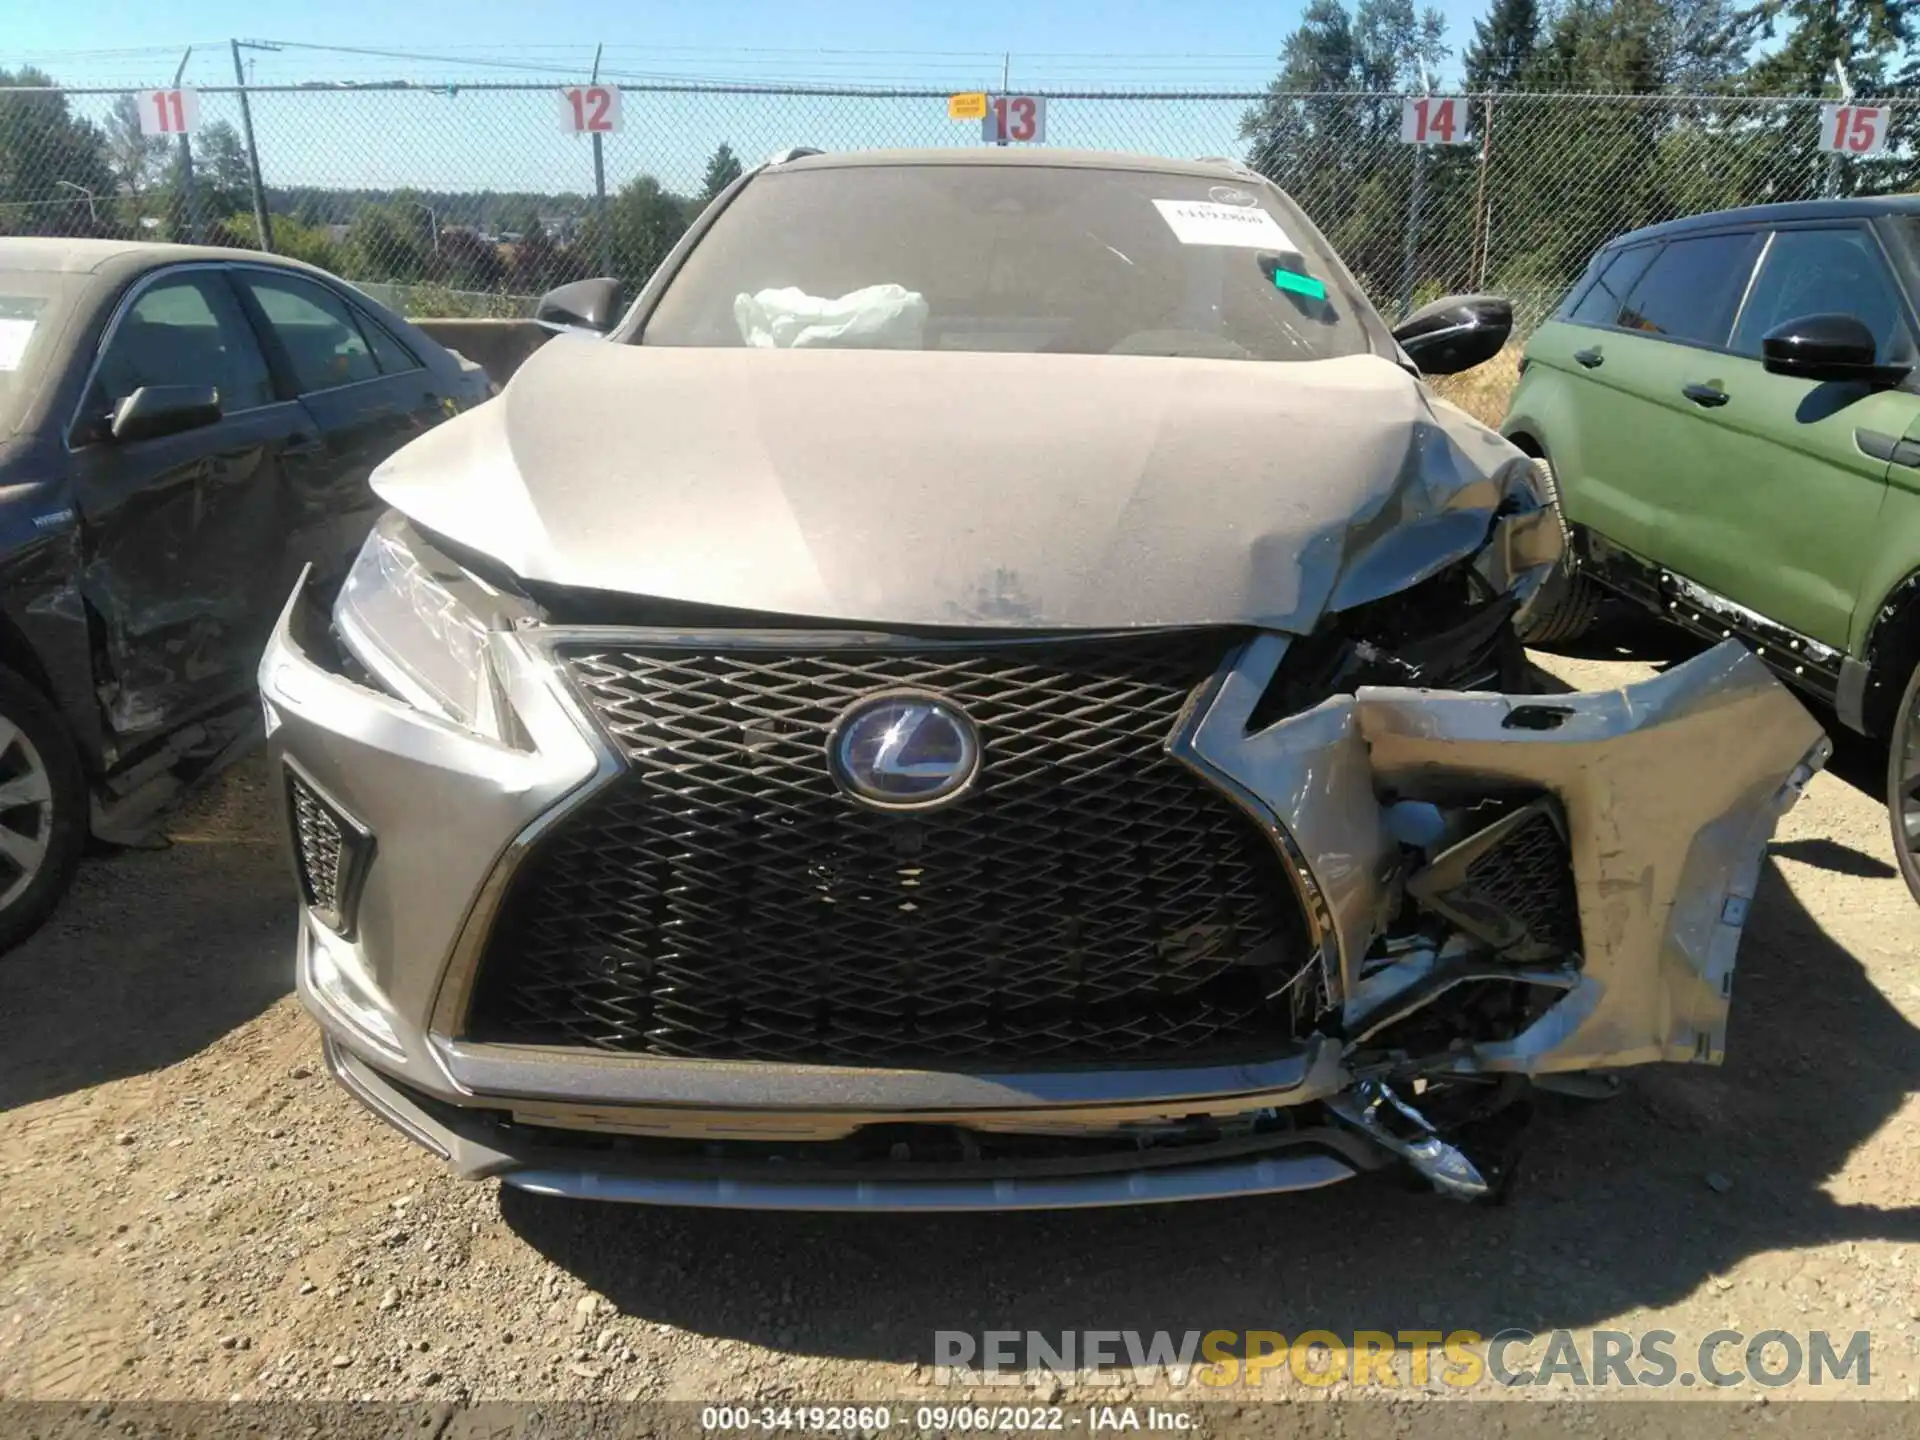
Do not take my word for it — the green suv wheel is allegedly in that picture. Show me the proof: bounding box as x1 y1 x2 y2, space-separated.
1890 661 1920 905
1516 458 1602 646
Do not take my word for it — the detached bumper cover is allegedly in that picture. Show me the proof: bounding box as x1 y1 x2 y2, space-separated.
1184 635 1828 1073
264 563 1824 1207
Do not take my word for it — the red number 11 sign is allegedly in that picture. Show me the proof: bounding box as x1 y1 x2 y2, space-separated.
139 88 200 137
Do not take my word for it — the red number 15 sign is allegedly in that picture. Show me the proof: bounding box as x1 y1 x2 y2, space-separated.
1820 103 1889 157
138 88 199 137
560 85 622 134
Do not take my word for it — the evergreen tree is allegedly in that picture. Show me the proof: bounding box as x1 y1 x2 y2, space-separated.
1463 0 1540 91
1748 0 1917 91
701 143 745 201
0 66 116 236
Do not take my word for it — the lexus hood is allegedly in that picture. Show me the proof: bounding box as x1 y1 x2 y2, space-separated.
372 337 1538 632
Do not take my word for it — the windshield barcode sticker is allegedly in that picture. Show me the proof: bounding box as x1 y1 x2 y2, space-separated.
1152 199 1293 249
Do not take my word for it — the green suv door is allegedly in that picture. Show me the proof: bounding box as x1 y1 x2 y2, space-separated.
1505 203 1920 905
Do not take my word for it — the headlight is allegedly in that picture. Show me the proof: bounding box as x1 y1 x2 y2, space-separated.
333 515 515 740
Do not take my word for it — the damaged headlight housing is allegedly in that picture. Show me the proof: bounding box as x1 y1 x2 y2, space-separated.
333 517 516 741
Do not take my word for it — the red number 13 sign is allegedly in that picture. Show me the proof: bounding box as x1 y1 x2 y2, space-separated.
982 95 1047 144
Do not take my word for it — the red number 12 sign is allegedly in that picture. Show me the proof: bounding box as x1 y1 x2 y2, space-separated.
560 85 622 134
139 88 200 137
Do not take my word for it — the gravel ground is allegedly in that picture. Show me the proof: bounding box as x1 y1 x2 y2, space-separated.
3 625 1918 1412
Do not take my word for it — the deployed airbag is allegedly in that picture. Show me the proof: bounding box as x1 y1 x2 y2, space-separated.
734 285 928 349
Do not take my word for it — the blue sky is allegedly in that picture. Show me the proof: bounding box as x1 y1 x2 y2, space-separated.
13 0 1489 90
12 1 1494 199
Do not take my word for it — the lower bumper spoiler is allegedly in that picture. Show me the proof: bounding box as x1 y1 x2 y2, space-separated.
325 1038 1379 1210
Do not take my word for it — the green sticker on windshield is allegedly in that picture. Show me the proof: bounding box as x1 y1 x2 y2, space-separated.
1272 270 1327 301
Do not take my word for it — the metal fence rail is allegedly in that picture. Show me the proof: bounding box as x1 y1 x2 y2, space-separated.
2 78 1912 329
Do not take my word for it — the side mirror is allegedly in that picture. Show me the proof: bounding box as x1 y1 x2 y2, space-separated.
1392 294 1513 376
1762 313 1910 387
109 384 222 444
535 277 622 334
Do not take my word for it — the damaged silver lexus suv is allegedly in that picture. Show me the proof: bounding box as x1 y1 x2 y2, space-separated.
260 148 1828 1209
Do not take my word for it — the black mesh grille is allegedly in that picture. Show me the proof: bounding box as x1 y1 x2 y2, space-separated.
1462 808 1581 955
464 632 1317 1068
287 769 357 926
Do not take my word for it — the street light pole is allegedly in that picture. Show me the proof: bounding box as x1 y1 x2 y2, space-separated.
407 200 438 253
55 180 98 229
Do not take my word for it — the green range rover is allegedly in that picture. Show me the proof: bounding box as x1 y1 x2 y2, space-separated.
1505 197 1920 903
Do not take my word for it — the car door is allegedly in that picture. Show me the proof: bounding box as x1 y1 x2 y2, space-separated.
1552 230 1764 569
1665 222 1915 651
230 267 452 593
64 266 321 744
1517 240 1662 549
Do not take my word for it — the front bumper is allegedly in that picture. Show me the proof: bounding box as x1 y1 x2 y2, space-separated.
262 577 1826 1209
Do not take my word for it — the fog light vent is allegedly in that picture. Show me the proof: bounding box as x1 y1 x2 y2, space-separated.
285 766 371 934
1406 797 1580 961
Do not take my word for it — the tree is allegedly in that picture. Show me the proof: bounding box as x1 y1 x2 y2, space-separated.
0 66 117 236
1240 0 1452 302
432 227 507 291
195 121 256 219
700 142 744 201
583 174 693 292
1463 0 1540 91
103 94 167 203
1748 0 1916 92
345 202 430 282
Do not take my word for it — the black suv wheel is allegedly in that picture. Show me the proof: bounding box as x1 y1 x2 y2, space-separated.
1890 661 1920 905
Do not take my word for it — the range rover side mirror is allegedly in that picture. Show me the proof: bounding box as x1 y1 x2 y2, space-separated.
1391 294 1514 375
108 384 222 444
535 277 623 334
1762 313 1910 387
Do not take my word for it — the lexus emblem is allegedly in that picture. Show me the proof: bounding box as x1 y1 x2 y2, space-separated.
828 692 981 811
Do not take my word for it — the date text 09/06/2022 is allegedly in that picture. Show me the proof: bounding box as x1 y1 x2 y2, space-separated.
700 1405 1196 1432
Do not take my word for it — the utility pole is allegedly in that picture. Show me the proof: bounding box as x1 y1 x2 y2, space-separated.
1397 62 1434 321
231 38 276 252
1829 59 1852 200
998 52 1010 146
171 47 200 243
591 43 610 279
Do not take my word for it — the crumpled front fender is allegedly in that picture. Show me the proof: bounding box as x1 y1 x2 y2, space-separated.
1179 640 1828 1075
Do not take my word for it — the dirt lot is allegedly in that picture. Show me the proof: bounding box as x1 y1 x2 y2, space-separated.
3 624 1918 1410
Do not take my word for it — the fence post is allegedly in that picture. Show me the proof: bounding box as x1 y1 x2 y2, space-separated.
230 39 275 252
1827 60 1852 200
1397 141 1427 321
591 43 611 279
172 46 200 244
1472 92 1495 292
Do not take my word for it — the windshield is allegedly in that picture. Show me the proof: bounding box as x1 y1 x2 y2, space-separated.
639 162 1375 362
0 272 74 436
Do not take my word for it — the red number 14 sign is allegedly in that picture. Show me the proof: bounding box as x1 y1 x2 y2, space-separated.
1400 96 1472 147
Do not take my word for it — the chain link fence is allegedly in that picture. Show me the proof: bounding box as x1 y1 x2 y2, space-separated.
3 78 1915 331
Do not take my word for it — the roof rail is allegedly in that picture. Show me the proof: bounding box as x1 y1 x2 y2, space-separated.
765 146 825 166
1193 155 1263 178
